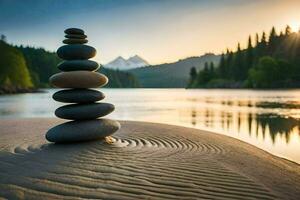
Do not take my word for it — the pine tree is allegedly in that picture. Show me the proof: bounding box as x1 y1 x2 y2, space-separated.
255 33 260 46
190 67 197 81
269 27 277 41
204 62 209 71
226 50 234 79
209 62 215 80
285 25 292 35
256 31 267 58
188 24 300 88
245 35 254 75
188 66 197 87
209 62 214 72
261 31 267 46
269 27 277 54
218 53 226 77
232 43 244 80
195 62 211 86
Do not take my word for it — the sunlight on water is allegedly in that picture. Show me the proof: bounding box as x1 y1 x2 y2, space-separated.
0 89 300 163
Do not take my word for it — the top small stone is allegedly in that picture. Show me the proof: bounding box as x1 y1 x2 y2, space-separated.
64 28 84 35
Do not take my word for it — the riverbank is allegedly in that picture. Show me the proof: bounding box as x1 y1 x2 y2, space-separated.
0 119 299 199
0 86 44 95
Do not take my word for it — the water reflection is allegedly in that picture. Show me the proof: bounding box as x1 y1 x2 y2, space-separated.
186 101 300 144
256 114 300 143
0 89 300 163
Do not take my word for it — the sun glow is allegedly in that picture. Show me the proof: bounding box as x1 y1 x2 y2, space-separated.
289 21 300 32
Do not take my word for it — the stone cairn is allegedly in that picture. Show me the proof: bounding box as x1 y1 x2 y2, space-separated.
46 28 120 143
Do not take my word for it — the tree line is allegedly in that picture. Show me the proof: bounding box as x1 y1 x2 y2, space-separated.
0 37 140 93
188 25 300 88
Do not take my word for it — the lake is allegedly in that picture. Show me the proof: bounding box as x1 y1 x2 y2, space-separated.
0 88 300 164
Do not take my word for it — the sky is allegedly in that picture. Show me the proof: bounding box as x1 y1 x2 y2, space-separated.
0 0 300 64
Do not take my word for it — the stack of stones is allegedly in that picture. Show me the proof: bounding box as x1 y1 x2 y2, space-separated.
46 28 120 143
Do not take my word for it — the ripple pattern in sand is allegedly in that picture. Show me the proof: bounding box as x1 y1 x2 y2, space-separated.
0 122 278 200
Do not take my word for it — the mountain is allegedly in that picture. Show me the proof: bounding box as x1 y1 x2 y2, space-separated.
99 67 140 88
127 55 149 67
0 38 140 92
104 55 149 70
129 53 220 88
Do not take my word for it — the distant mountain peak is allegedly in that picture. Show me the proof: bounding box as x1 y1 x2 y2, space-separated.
104 55 149 70
116 56 125 60
128 55 149 65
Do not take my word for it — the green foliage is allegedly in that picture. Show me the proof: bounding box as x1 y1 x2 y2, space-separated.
100 67 140 88
193 62 217 87
17 46 61 87
130 53 220 88
248 56 279 88
0 41 140 91
187 66 197 87
0 41 33 88
189 25 300 88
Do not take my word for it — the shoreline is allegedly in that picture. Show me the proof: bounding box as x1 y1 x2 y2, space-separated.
3 87 300 95
0 87 45 95
0 118 299 199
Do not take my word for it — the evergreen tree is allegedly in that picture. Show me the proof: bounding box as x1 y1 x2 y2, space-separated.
268 26 277 55
218 53 226 77
196 62 211 86
256 31 267 58
209 62 214 72
204 62 209 71
285 25 292 35
190 66 197 81
269 27 277 42
191 24 300 89
226 50 234 79
245 35 254 74
209 62 216 80
188 66 197 87
255 33 260 46
232 43 244 80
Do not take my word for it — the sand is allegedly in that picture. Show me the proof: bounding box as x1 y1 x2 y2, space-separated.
0 118 299 200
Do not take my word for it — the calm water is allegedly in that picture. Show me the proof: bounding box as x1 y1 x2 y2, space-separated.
0 89 300 163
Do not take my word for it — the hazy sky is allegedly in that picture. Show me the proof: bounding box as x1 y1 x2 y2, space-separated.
0 0 300 64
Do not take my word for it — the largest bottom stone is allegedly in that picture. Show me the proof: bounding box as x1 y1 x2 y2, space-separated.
46 119 120 143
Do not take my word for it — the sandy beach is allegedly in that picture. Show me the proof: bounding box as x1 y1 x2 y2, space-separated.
0 118 299 199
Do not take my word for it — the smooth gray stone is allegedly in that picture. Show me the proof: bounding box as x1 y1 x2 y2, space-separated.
63 38 88 44
49 71 108 88
57 45 96 60
55 103 115 120
64 28 84 35
53 89 105 103
57 60 99 71
46 119 120 143
65 34 87 39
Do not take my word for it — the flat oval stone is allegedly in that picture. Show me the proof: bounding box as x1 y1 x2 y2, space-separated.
64 28 84 35
58 60 99 71
50 71 108 88
46 119 120 143
55 103 115 120
65 34 87 39
63 38 88 44
53 89 105 103
57 45 96 60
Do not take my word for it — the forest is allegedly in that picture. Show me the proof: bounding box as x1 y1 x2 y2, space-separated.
188 25 300 88
0 38 139 93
